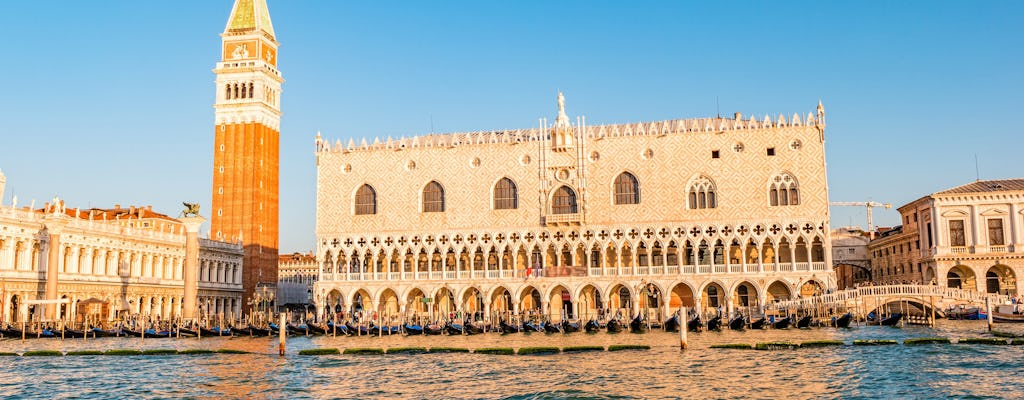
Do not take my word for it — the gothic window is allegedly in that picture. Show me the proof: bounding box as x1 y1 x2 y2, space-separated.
493 178 518 210
614 172 640 205
354 184 377 215
552 186 578 214
949 220 966 247
225 84 232 100
988 219 1005 246
241 83 247 99
249 82 255 99
688 175 717 209
423 181 445 213
768 173 800 206
233 83 240 100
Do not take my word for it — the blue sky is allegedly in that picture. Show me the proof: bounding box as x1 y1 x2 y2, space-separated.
1 1 1021 252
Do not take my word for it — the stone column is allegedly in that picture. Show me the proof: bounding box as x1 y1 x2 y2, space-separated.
180 216 206 321
43 215 69 320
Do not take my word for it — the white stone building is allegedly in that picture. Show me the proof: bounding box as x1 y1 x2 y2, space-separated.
0 178 243 324
314 94 834 322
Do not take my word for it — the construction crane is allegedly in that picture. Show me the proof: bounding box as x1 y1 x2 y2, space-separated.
830 201 892 238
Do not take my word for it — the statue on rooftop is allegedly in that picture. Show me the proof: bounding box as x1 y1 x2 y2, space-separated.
181 202 201 218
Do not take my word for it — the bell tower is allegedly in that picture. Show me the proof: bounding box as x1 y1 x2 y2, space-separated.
212 0 283 312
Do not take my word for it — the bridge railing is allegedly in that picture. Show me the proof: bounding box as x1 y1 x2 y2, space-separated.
767 284 1011 311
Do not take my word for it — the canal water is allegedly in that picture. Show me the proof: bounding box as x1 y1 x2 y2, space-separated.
1 320 1022 399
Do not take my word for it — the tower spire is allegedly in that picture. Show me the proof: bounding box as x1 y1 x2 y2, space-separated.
225 0 276 40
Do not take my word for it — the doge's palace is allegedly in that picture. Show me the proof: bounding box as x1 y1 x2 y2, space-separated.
314 93 834 322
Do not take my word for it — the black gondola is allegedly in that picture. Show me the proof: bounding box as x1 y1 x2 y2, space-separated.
124 328 171 338
499 320 521 334
306 323 328 335
463 321 483 335
423 323 444 335
522 321 544 333
404 324 424 335
561 320 580 333
880 313 903 326
247 325 272 336
772 316 792 330
687 316 702 332
90 327 126 338
606 319 623 333
706 316 722 331
629 315 647 334
729 316 746 330
177 327 199 337
201 327 233 337
796 316 812 329
663 315 680 332
325 321 350 336
542 321 561 334
584 320 601 333
444 322 465 335
834 313 853 329
749 317 767 330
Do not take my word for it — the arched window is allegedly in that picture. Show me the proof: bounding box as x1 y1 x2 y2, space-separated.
248 82 255 99
769 172 800 206
614 172 640 205
688 175 717 209
225 84 232 100
552 186 578 214
354 184 377 215
423 181 445 212
493 178 518 210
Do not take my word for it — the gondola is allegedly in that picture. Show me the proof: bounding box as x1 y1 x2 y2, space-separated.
124 328 171 338
729 316 746 330
90 327 126 338
749 317 767 330
584 320 601 333
177 327 199 337
201 327 232 337
629 315 647 334
542 321 562 334
52 328 86 338
463 321 483 335
444 322 466 335
325 321 350 336
561 320 580 333
606 319 623 333
834 313 853 328
706 316 722 331
306 323 328 335
423 323 444 335
796 316 813 329
345 322 370 336
522 321 545 333
880 313 903 326
0 327 24 338
246 325 272 337
404 324 424 335
499 319 521 334
772 316 791 330
663 315 680 332
288 324 312 336
686 316 702 332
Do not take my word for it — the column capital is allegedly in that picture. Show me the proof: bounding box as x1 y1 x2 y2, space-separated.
179 216 207 234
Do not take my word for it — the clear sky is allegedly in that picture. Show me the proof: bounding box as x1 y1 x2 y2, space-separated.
1 1 1021 253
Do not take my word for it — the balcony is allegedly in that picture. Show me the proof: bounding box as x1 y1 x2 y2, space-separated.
990 245 1007 253
951 246 967 254
544 213 581 226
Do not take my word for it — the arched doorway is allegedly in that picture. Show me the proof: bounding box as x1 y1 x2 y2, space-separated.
351 289 371 317
986 265 1016 295
549 285 572 321
947 266 976 290
669 283 695 309
434 287 456 319
489 287 513 318
609 284 632 318
519 286 542 319
9 295 20 323
766 281 792 303
406 288 427 316
703 283 725 312
377 288 399 318
733 281 757 313
578 284 602 320
326 289 343 316
462 287 484 321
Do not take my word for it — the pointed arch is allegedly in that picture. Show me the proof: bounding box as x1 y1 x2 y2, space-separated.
687 175 717 209
354 184 377 215
552 186 578 214
422 181 445 212
493 177 518 210
768 172 800 206
614 172 640 205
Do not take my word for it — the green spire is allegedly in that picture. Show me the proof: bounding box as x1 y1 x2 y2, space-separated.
226 0 276 39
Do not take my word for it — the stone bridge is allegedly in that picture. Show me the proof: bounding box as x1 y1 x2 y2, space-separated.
766 284 1010 318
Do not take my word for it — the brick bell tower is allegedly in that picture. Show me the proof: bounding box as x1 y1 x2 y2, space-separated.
212 0 282 314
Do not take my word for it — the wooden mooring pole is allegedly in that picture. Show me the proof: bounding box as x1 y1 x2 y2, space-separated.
679 306 687 350
279 313 286 356
986 297 993 332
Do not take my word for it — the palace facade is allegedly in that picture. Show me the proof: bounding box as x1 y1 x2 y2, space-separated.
277 252 317 308
868 179 1024 295
313 93 835 322
0 189 243 324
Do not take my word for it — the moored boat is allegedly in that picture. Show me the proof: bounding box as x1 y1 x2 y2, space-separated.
750 317 767 330
834 313 853 328
880 313 903 326
606 319 623 333
663 315 679 332
584 320 601 333
796 316 812 329
542 321 561 334
629 315 647 334
729 316 746 330
686 316 702 332
706 316 722 331
561 320 580 333
499 320 521 334
772 316 791 330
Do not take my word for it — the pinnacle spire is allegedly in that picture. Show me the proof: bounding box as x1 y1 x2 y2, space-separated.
225 0 276 39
